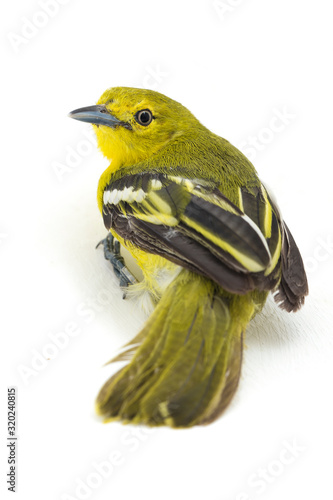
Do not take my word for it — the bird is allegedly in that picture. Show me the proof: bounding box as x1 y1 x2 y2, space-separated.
68 87 308 428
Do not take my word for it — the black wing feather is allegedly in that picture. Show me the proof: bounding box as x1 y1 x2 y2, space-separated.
109 207 256 294
102 172 307 308
274 221 309 311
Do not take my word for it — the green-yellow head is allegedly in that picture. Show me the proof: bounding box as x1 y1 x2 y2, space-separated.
69 87 204 168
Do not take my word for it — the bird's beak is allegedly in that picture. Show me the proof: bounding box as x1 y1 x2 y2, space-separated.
68 105 132 129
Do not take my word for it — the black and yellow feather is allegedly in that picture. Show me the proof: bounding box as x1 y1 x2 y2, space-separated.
101 171 305 311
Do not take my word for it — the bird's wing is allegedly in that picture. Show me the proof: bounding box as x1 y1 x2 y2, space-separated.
268 196 309 311
102 172 307 309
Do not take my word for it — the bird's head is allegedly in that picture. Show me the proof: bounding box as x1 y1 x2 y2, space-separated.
69 87 203 168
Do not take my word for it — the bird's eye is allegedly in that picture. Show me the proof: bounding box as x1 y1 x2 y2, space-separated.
135 109 153 126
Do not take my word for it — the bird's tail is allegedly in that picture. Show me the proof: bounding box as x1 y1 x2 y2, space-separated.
96 270 263 428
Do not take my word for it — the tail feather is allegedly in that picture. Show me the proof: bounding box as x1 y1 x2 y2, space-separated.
199 331 243 424
96 271 258 428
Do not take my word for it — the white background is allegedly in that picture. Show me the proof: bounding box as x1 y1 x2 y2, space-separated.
1 1 333 499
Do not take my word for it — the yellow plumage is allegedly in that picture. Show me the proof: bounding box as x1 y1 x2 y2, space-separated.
69 87 308 427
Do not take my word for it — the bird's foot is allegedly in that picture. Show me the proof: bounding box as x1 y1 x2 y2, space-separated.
96 233 137 298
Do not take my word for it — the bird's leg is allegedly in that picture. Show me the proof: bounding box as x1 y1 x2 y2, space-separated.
96 233 137 298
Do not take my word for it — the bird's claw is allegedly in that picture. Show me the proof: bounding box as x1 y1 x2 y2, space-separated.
96 233 137 298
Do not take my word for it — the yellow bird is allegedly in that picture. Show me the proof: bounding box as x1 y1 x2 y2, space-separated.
69 87 308 428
